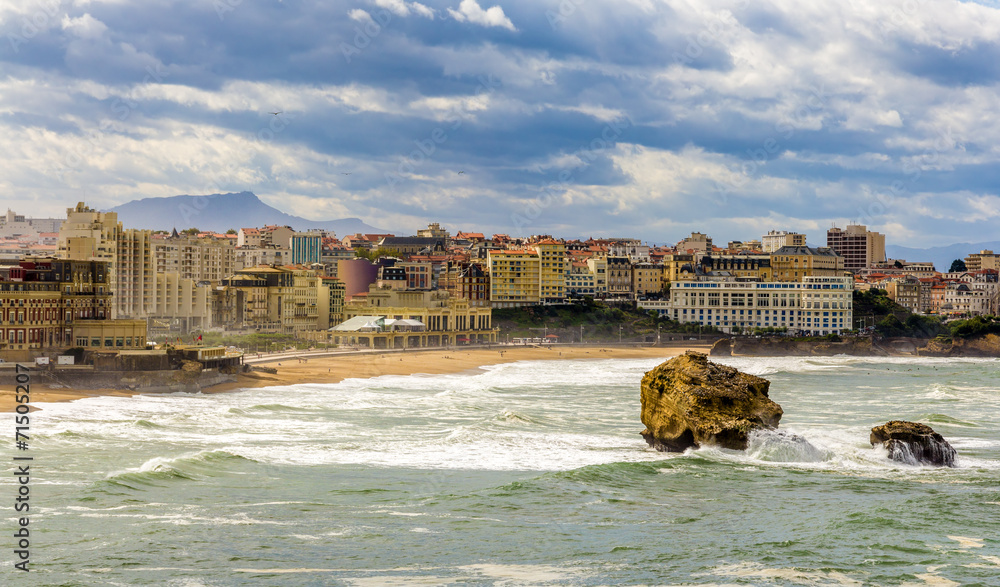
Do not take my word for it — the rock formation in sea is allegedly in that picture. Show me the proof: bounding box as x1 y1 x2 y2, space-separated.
870 420 957 467
640 351 783 452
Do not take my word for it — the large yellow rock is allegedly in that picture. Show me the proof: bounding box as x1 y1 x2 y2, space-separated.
640 351 782 451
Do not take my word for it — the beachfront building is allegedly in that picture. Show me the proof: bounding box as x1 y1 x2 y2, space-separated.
331 288 496 348
661 275 854 335
56 203 123 316
826 224 886 272
488 248 541 308
536 239 567 303
0 257 147 356
769 246 845 282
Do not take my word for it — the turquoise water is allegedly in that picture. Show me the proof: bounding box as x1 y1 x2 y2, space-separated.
5 355 1000 585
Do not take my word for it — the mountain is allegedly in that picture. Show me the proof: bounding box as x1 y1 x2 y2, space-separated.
886 241 1000 273
107 192 386 235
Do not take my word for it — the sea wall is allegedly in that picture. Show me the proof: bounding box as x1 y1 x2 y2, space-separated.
1 366 236 393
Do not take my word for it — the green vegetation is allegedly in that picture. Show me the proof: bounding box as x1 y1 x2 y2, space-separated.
853 289 999 339
948 315 1000 338
853 289 946 338
949 259 967 273
492 299 720 342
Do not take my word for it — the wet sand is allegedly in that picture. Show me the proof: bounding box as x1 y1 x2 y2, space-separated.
1 345 710 411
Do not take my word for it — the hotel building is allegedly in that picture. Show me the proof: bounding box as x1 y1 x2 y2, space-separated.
658 275 854 335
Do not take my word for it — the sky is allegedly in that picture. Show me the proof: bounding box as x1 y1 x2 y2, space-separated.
2 0 1000 247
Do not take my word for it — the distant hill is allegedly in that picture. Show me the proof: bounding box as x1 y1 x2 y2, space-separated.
886 241 1000 272
107 192 386 235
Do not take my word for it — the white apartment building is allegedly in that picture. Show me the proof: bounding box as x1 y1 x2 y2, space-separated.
762 230 807 253
659 275 854 335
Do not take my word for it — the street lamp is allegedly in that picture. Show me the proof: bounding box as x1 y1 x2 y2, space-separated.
619 324 623 343
657 323 661 345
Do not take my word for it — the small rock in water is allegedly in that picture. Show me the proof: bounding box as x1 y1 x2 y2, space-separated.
870 420 956 467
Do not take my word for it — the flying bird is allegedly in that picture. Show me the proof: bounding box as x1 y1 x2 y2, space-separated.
458 171 465 175
342 172 352 175
269 111 282 116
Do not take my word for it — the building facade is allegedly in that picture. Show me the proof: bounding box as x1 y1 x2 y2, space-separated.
0 258 146 354
770 246 845 282
826 224 886 272
488 249 541 308
762 231 807 253
535 239 566 303
336 289 495 347
662 275 854 335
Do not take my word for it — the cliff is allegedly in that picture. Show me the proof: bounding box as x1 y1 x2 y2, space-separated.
640 351 783 452
711 337 884 357
916 333 1000 357
711 334 1000 357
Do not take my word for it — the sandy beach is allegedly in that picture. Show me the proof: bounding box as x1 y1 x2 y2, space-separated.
2 344 710 411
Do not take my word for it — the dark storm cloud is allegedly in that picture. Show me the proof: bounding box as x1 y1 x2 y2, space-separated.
2 0 1000 246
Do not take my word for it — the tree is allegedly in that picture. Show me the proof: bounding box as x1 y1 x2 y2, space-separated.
226 229 237 235
949 259 967 273
893 260 904 269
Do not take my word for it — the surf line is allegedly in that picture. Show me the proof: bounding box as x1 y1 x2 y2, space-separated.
13 363 32 572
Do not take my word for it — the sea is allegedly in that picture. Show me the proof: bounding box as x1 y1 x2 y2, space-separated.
5 355 1000 586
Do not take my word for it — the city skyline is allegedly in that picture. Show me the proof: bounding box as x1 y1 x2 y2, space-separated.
3 1 1000 246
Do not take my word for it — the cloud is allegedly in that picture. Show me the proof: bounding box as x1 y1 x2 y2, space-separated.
447 0 516 31
61 13 108 40
372 0 435 18
4 0 1000 248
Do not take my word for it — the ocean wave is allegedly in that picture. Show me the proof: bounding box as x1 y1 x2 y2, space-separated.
99 450 258 489
921 413 980 427
745 429 831 463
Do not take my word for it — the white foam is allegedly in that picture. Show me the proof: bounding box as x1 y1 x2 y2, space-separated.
947 535 984 549
24 355 1000 478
